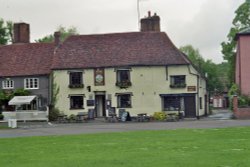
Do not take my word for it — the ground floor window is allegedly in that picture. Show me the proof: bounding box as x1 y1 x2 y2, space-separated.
70 95 84 109
117 94 132 108
163 96 184 111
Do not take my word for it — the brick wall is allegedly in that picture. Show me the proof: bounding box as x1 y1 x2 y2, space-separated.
233 95 250 119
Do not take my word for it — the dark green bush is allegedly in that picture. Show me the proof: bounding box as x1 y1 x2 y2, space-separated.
0 114 4 120
49 108 60 121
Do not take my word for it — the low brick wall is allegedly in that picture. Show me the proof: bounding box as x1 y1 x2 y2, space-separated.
233 95 250 119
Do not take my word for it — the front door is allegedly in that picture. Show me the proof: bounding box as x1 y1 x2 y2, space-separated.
95 95 106 117
184 96 196 117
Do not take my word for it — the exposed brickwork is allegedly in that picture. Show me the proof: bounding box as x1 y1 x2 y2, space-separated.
140 11 160 32
13 23 30 43
233 95 250 119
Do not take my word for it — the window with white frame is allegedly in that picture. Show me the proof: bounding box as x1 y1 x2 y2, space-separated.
2 80 14 89
24 78 39 89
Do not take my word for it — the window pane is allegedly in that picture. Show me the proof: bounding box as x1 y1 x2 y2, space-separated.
70 96 83 109
117 70 130 82
70 72 82 85
118 94 131 108
164 96 180 111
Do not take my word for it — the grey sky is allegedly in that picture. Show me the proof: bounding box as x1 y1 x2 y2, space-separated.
0 0 245 63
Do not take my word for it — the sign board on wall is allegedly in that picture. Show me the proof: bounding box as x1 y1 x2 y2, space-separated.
94 68 105 86
187 86 196 92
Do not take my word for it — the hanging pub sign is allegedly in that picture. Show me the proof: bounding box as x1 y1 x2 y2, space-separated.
94 68 105 86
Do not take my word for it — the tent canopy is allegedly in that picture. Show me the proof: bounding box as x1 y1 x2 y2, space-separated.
8 96 36 105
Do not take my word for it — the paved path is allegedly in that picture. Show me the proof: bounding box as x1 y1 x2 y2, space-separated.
1 109 249 138
1 119 250 138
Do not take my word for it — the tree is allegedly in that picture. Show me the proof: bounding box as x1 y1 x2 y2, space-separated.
0 18 13 44
221 1 250 85
180 45 224 94
36 26 78 43
179 45 205 73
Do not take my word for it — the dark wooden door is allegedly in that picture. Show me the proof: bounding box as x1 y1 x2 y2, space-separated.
184 96 196 118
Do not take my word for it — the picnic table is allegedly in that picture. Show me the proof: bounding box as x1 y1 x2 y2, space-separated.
107 113 118 123
137 113 149 122
76 112 88 123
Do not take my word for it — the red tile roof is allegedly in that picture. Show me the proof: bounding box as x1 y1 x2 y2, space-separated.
52 32 190 69
0 43 54 77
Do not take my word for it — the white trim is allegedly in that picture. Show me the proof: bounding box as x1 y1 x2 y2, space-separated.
24 78 39 89
2 80 14 89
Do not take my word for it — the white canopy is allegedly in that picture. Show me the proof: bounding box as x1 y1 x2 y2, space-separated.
8 96 36 105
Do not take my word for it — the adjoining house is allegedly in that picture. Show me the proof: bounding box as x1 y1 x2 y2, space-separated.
52 12 208 118
235 28 250 96
0 23 55 121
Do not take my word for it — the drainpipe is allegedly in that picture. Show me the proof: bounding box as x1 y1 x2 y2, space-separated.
188 65 200 119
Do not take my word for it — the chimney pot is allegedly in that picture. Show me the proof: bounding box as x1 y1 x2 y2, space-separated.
140 12 160 32
148 11 151 17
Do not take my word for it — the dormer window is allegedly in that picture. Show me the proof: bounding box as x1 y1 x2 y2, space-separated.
2 79 14 89
170 75 186 88
116 69 132 88
69 72 84 88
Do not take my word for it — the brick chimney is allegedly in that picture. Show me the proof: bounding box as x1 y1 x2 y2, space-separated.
140 11 161 32
13 23 30 43
54 31 61 46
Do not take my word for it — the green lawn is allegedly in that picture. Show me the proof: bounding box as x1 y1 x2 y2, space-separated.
1 127 250 167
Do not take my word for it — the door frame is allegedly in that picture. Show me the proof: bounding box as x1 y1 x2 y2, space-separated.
94 91 106 117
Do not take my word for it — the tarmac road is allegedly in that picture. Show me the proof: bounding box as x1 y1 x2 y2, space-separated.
1 119 250 138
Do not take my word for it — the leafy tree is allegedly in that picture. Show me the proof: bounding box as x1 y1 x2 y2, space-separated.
0 18 13 44
221 1 250 85
180 45 205 73
180 45 224 94
36 26 78 43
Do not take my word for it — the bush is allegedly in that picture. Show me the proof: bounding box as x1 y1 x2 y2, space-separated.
49 108 61 121
153 112 166 121
238 95 250 107
0 114 4 120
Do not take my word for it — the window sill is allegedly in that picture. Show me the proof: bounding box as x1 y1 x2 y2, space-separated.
117 106 132 109
70 108 85 110
24 88 39 90
2 88 14 89
116 82 132 89
68 84 84 88
169 84 186 88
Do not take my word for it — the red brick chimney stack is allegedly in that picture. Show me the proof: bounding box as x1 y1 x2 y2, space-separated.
140 11 161 32
13 23 30 43
54 31 61 46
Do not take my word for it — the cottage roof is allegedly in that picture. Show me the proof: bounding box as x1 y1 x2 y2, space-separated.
0 43 54 77
52 32 190 69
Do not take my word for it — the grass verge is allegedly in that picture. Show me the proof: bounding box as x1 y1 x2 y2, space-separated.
0 127 250 167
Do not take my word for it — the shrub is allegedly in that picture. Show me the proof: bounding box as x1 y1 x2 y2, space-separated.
49 107 61 121
238 95 250 107
0 114 4 120
153 112 166 121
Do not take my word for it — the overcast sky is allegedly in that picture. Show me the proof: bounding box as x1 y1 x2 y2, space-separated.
0 0 245 63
